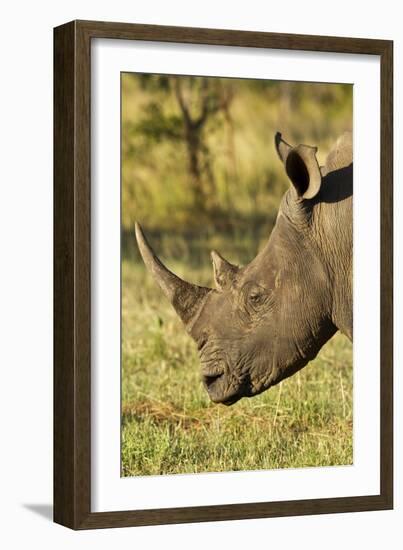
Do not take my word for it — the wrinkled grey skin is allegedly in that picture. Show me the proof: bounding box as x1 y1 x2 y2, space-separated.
135 131 352 405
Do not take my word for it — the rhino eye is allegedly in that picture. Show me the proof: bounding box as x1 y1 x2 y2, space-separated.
246 286 267 308
240 282 270 315
249 292 263 304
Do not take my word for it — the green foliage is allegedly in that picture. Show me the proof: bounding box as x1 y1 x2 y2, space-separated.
135 102 183 143
121 261 353 476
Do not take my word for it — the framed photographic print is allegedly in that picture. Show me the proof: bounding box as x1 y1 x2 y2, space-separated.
54 20 393 529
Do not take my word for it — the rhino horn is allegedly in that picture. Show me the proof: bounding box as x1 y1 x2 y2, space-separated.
135 223 211 327
211 250 238 291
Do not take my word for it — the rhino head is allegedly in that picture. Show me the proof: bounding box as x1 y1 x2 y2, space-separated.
135 132 353 405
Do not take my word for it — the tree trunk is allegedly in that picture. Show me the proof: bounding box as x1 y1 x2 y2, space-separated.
184 125 206 212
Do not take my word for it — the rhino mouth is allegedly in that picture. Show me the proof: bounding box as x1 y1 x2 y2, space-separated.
201 363 246 406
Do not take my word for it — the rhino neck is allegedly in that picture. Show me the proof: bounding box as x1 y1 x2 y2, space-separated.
311 164 353 340
246 211 337 367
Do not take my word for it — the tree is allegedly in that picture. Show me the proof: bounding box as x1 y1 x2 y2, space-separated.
134 75 234 213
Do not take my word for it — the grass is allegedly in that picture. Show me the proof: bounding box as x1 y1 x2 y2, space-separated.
121 259 353 477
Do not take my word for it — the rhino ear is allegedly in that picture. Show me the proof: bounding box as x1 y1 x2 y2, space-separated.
211 250 238 291
275 132 322 200
275 131 292 163
285 144 322 200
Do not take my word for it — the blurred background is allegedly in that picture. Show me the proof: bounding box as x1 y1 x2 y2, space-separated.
122 74 352 264
121 74 353 477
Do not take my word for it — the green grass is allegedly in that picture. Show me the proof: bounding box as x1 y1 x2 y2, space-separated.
121 259 353 477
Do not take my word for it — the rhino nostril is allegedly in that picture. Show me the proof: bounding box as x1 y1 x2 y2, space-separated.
202 373 223 388
197 335 208 352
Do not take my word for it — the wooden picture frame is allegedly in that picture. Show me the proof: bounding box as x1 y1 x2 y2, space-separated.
54 19 393 529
